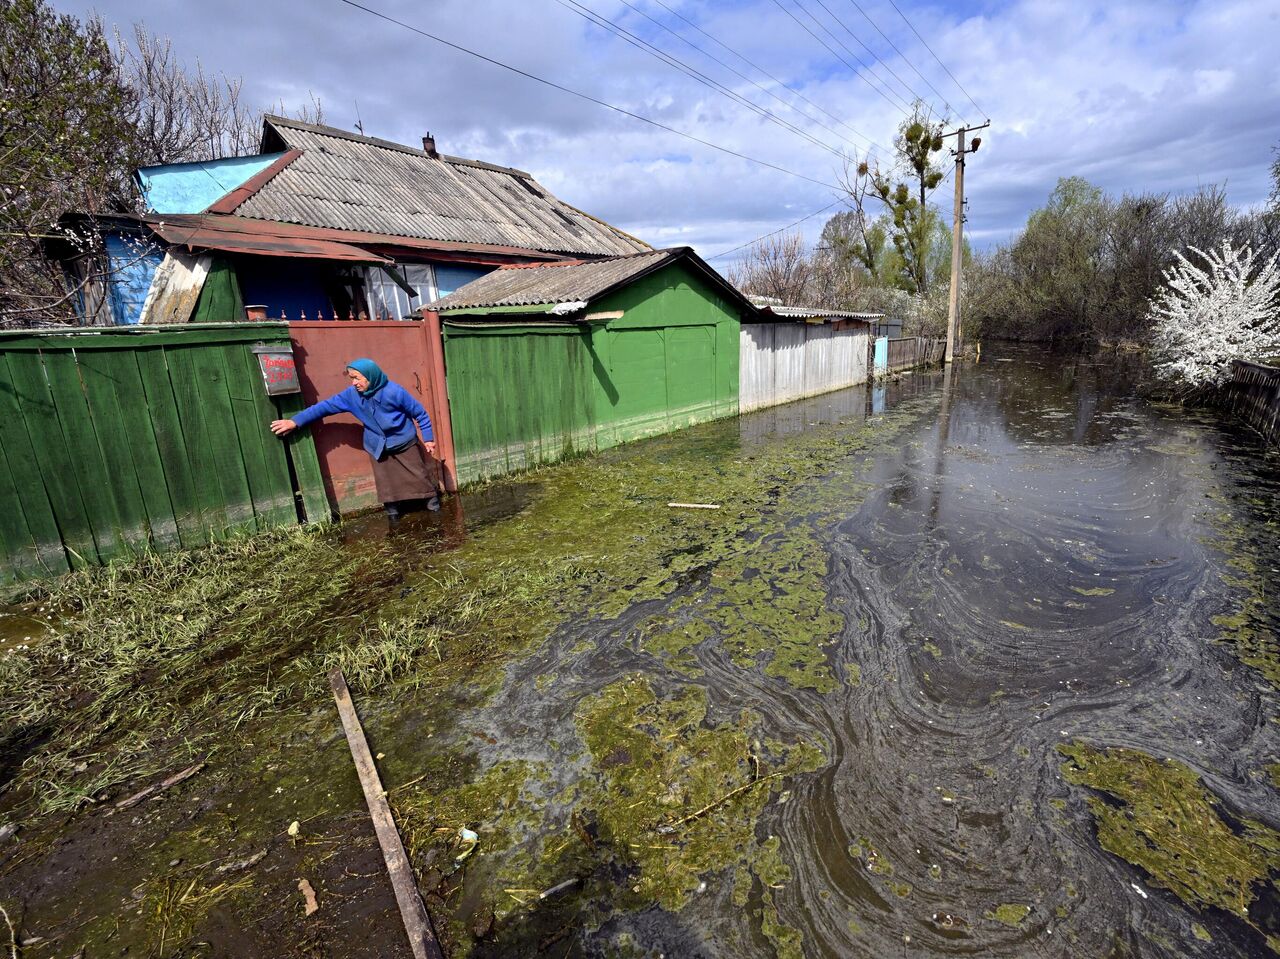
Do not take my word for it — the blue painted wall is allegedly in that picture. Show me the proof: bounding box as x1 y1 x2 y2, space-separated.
105 233 164 325
137 153 285 214
236 257 337 319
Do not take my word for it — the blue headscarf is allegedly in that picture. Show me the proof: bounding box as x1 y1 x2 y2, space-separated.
346 358 388 397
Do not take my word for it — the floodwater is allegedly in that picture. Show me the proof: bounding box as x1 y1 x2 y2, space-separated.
433 347 1280 957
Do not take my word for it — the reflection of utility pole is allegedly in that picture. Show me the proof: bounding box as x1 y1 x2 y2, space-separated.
944 121 990 364
926 360 957 530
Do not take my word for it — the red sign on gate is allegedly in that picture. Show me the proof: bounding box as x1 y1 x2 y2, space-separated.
250 342 301 395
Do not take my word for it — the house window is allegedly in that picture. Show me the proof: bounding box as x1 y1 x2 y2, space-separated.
365 264 436 320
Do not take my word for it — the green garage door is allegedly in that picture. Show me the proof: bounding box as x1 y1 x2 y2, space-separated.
664 325 716 424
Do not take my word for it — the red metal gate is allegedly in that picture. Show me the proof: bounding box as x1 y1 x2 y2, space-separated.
289 318 457 515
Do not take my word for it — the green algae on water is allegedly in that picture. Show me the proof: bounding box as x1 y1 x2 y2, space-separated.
1058 741 1280 918
1202 511 1280 687
574 674 823 913
986 903 1030 927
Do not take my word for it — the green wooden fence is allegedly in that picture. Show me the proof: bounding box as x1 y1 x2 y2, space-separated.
0 323 328 585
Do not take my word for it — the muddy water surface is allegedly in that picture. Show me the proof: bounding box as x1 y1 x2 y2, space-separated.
5 348 1276 959
437 348 1280 957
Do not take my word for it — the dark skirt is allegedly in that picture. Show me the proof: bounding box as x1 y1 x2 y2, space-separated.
370 443 436 504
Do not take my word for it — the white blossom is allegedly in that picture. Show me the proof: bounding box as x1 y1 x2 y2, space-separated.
1148 241 1280 390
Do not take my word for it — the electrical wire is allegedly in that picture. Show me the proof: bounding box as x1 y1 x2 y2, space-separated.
612 0 879 158
554 0 849 160
883 0 987 119
808 0 932 111
646 0 884 155
770 0 912 116
706 198 844 260
841 0 960 120
334 0 844 191
791 0 915 113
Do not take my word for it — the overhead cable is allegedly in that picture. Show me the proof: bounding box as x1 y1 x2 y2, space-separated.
883 0 987 119
554 0 850 161
769 0 913 116
841 0 960 120
613 0 883 159
334 0 844 191
706 199 843 261
808 0 933 110
791 0 917 113
646 0 884 155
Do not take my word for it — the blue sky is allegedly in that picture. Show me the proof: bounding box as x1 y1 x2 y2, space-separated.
69 0 1280 259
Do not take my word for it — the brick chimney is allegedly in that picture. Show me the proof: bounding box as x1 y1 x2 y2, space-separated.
422 132 438 158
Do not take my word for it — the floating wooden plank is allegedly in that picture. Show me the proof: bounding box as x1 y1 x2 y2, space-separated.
667 502 720 510
329 668 443 959
112 761 206 812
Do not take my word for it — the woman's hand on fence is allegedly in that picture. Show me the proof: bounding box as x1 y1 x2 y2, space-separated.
423 440 437 456
270 419 297 437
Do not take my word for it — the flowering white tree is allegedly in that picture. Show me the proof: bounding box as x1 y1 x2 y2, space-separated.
1148 241 1280 390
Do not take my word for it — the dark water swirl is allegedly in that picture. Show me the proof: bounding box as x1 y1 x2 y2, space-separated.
468 349 1280 957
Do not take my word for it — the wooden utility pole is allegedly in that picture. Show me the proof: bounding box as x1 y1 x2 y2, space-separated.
944 121 990 363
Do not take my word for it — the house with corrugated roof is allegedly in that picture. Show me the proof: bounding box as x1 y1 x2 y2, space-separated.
51 117 649 326
423 246 754 484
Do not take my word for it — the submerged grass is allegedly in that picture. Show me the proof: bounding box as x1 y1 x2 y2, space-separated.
0 526 405 813
0 392 933 954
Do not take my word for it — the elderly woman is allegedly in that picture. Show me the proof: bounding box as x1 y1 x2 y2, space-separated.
270 358 438 522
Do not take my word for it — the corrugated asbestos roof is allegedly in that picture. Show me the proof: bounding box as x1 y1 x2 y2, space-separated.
428 249 677 311
758 304 882 321
228 117 650 258
747 295 882 321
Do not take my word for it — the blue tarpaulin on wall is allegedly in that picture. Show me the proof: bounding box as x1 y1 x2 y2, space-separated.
435 264 492 298
104 233 164 325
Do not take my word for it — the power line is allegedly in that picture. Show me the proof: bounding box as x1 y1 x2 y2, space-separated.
808 0 933 110
334 0 844 191
554 0 849 161
841 0 960 120
770 0 912 116
883 0 986 119
793 0 919 113
647 0 888 159
706 199 843 260
611 0 873 157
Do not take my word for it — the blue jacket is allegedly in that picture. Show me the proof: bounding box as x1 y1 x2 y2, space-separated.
292 382 433 460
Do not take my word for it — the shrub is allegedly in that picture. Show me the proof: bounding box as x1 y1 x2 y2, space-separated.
1148 241 1280 391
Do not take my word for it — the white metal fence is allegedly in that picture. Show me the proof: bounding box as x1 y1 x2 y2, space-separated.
739 322 871 413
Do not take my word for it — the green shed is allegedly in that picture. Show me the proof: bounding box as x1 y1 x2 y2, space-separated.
427 247 753 485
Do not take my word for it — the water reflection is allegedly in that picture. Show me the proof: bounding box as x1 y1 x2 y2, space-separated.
409 350 1278 956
